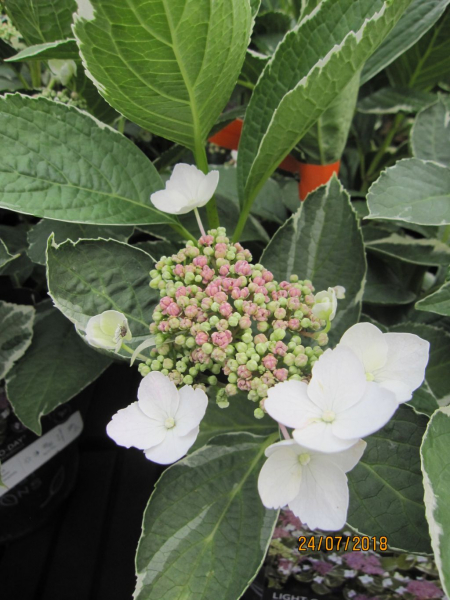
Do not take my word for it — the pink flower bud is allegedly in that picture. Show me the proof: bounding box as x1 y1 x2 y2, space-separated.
175 286 188 298
158 321 170 332
237 379 252 391
185 305 198 318
274 368 288 382
196 311 208 323
199 235 214 246
160 296 172 309
179 318 192 329
202 266 215 282
173 264 184 276
214 292 227 304
253 276 264 286
255 308 270 322
237 365 252 380
211 330 232 349
288 318 301 330
241 287 250 299
235 260 252 276
263 270 274 282
195 331 209 345
166 303 181 316
274 307 286 319
261 372 275 386
231 288 241 300
216 319 229 332
193 255 208 267
219 302 233 317
262 354 277 370
201 297 213 310
254 334 268 344
214 243 228 258
287 297 300 310
211 348 226 362
289 287 302 297
274 341 288 356
239 316 251 329
219 265 230 276
273 320 288 330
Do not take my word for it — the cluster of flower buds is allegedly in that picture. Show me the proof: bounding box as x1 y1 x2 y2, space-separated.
143 228 335 417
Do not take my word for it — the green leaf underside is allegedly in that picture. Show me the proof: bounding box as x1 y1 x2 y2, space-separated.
365 232 450 266
364 254 416 305
134 433 278 600
6 39 80 62
260 177 366 344
5 0 77 45
367 158 450 226
191 393 277 452
416 281 450 317
46 237 158 338
390 322 450 403
412 98 450 167
0 94 172 226
421 406 450 597
0 300 35 380
6 309 111 435
27 219 134 265
360 0 450 84
238 0 414 207
347 406 431 554
0 239 19 268
74 0 252 150
357 88 437 115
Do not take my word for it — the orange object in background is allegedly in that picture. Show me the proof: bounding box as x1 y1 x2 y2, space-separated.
298 161 341 201
209 119 340 201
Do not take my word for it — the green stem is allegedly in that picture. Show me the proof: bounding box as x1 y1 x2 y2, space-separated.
121 343 148 363
194 142 220 230
12 66 30 90
47 77 56 91
117 116 126 134
194 207 206 237
365 113 406 183
169 222 197 243
236 79 255 91
29 61 41 88
232 202 252 243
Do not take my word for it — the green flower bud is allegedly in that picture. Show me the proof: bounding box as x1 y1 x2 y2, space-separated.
294 310 304 319
200 322 211 332
234 299 244 312
211 364 221 374
274 328 286 341
288 366 299 375
228 316 239 327
176 361 187 373
211 302 220 312
256 342 268 355
183 375 194 385
242 332 253 344
257 322 269 332
254 408 265 419
150 277 161 289
278 297 287 308
163 358 174 370
293 345 305 356
301 318 311 328
248 390 259 402
151 360 161 371
185 272 195 283
247 360 258 372
228 372 238 384
203 247 214 256
254 293 266 305
290 274 299 283
289 374 302 381
283 353 295 366
305 347 314 357
227 359 238 371
236 353 248 365
208 375 218 386
225 346 235 356
210 316 220 326
217 399 230 409
202 343 213 354
175 334 186 345
138 364 151 376
236 342 247 353
294 354 308 367
250 353 260 363
186 336 196 349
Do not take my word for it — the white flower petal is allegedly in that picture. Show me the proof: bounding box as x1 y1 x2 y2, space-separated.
265 380 320 429
196 170 219 205
106 402 166 450
167 163 202 199
293 420 359 454
150 188 192 215
339 322 388 374
308 347 367 412
137 371 179 421
327 440 367 473
375 333 430 403
258 442 303 509
332 382 398 440
85 310 130 349
289 458 349 531
174 385 208 436
144 426 199 464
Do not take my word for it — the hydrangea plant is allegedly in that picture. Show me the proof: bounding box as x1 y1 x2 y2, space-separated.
0 0 450 599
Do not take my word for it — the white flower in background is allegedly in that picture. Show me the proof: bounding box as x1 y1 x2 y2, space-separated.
258 439 366 531
48 59 77 85
333 285 346 299
106 372 208 464
311 288 338 321
150 163 219 215
265 347 398 453
85 310 132 352
339 322 430 403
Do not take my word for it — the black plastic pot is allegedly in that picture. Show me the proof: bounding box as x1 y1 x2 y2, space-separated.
0 388 90 544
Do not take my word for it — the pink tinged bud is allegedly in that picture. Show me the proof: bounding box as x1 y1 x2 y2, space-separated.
185 264 195 273
174 264 184 276
184 305 198 318
231 288 241 300
278 290 288 298
211 330 232 348
223 365 231 375
214 243 228 258
289 287 302 297
216 319 229 332
158 321 170 332
201 297 213 309
274 368 288 382
193 255 208 267
237 365 252 380
175 286 188 298
195 332 209 345
241 287 250 299
219 265 230 276
225 384 238 397
273 320 288 330
261 372 275 386
214 292 227 304
199 235 214 246
235 260 252 276
280 281 290 290
202 266 215 282
211 348 226 362
236 276 247 288
263 271 274 282
288 319 301 330
253 276 264 286
219 303 233 317
179 318 192 329
237 379 252 391
254 334 268 344
160 296 172 308
274 307 286 319
166 303 181 316
274 341 288 356
239 316 251 329
262 354 277 370
196 311 208 323
287 297 300 310
255 308 270 322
